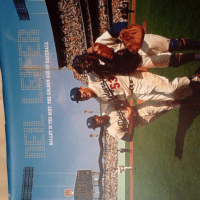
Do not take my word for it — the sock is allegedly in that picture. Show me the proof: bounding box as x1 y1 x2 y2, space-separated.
169 38 200 52
169 53 197 68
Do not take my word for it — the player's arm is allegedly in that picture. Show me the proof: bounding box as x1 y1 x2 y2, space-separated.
120 102 138 142
117 100 137 115
94 22 127 45
87 43 114 60
127 106 137 140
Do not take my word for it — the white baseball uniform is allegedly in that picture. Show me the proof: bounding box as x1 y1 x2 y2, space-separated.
88 72 193 104
95 31 171 68
102 101 180 141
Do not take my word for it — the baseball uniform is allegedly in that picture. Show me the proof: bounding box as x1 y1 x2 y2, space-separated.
95 22 200 69
88 71 193 104
102 100 180 141
96 31 172 68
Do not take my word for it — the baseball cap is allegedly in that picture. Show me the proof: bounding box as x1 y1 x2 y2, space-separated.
86 116 96 130
70 87 80 103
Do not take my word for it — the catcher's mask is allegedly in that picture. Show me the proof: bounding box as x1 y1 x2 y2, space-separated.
72 54 99 74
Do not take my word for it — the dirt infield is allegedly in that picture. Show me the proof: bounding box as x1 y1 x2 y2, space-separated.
128 0 147 199
129 0 136 199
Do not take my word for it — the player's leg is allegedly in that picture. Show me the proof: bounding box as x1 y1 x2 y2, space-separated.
133 71 194 101
139 34 170 54
136 97 200 127
135 100 181 126
152 75 194 100
139 35 200 68
139 52 200 68
169 53 200 68
139 52 171 68
169 38 200 52
142 35 200 52
152 71 200 100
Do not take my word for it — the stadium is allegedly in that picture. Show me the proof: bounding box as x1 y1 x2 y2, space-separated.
49 0 200 199
46 0 200 199
1 0 200 200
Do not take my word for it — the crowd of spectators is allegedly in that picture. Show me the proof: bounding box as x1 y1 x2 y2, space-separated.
81 0 94 47
57 0 90 85
103 131 118 200
58 0 86 59
112 0 129 23
98 0 109 35
112 0 128 23
98 0 129 35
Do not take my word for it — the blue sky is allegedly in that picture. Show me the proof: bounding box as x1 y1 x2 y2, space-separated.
0 0 101 199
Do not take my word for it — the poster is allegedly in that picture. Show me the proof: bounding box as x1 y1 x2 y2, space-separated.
1 0 200 200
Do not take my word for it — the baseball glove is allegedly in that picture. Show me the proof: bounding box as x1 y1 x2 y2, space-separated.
119 24 145 54
87 43 114 60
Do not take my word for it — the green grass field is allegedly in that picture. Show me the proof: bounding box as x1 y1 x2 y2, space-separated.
125 0 200 199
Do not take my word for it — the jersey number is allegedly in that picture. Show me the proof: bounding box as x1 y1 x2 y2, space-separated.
108 77 120 89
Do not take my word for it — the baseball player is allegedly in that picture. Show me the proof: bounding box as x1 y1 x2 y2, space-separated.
118 165 135 174
118 148 132 153
86 100 188 142
72 22 200 76
70 69 200 104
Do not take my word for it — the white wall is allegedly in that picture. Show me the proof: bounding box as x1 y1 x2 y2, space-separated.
118 140 126 200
